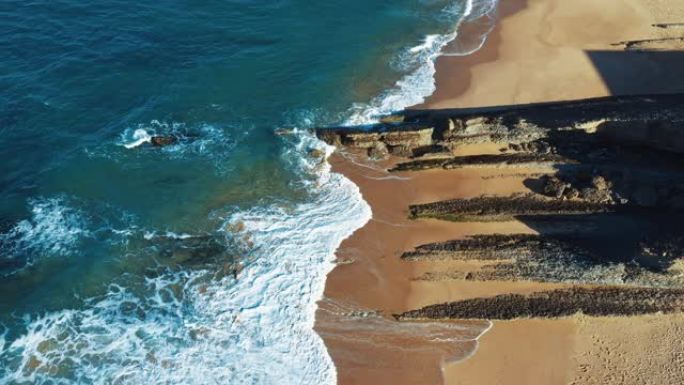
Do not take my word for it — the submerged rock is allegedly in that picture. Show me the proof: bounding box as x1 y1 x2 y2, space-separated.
150 135 177 147
308 148 326 159
379 114 405 123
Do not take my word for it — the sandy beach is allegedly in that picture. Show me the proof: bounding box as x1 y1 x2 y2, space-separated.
316 0 684 384
419 0 684 110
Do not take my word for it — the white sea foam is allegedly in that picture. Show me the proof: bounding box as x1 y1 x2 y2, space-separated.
212 133 372 384
118 120 170 149
121 128 153 149
0 197 139 275
0 197 89 273
142 231 194 241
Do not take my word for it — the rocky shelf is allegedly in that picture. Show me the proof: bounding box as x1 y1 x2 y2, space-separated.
390 153 571 172
408 194 613 222
396 287 684 320
405 233 684 288
316 93 684 159
401 234 545 261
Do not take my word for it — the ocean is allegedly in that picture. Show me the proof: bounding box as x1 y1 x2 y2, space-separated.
0 0 496 383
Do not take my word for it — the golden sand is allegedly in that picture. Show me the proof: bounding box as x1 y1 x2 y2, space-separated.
316 0 684 383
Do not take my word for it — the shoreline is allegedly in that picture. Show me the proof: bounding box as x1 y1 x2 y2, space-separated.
316 151 516 384
315 0 684 384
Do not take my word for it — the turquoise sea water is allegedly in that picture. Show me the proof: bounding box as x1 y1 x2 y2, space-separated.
0 0 496 383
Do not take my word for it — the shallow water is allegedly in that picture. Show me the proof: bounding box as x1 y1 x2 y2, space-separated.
0 0 496 383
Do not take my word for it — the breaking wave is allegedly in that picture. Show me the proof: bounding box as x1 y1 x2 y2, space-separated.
0 197 88 274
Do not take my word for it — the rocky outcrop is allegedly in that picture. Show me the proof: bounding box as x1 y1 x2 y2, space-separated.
409 194 611 222
540 174 613 203
406 162 684 222
316 94 684 159
406 233 684 288
413 94 684 155
396 287 684 320
613 37 684 51
316 123 434 158
538 170 684 209
150 135 177 147
391 153 569 171
401 234 541 261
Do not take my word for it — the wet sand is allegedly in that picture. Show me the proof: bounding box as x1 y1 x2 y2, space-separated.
316 0 684 383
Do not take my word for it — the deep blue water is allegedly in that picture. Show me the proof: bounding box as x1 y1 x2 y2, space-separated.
0 0 489 383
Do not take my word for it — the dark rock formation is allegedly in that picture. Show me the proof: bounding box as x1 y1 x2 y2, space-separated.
316 123 433 154
652 23 684 29
406 233 684 287
150 135 178 147
367 142 389 160
396 287 684 320
391 153 569 172
534 169 684 209
316 94 684 158
409 194 611 222
401 234 544 261
539 174 613 203
613 37 684 51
